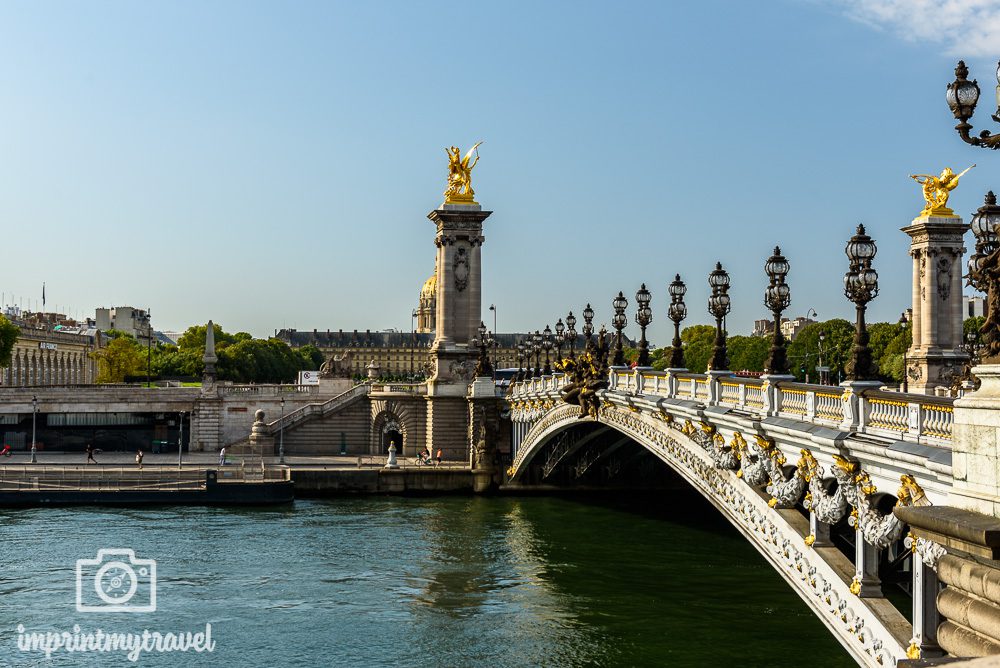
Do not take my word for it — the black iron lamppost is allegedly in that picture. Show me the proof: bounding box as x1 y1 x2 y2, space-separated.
554 318 565 364
707 263 731 371
763 246 791 375
279 395 286 464
565 311 577 360
30 394 37 464
471 321 494 378
635 284 652 367
898 313 910 393
667 274 687 369
612 291 628 366
532 330 542 378
844 224 879 380
818 330 827 385
969 192 1000 295
542 325 554 375
582 303 595 350
516 341 527 381
945 60 1000 150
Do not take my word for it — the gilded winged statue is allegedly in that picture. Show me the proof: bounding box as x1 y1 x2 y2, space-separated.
445 142 482 203
909 165 975 216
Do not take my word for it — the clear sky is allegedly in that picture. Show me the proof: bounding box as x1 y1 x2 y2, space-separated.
1 0 999 346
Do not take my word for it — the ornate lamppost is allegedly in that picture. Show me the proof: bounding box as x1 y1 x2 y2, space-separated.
763 246 791 375
30 394 37 464
554 318 565 364
565 311 577 360
532 330 542 378
582 304 595 350
844 225 879 380
471 321 494 378
515 341 526 381
707 263 731 371
635 284 652 367
667 274 687 369
611 291 628 366
818 330 827 385
945 60 1000 150
542 325 554 375
968 192 1000 296
898 313 910 393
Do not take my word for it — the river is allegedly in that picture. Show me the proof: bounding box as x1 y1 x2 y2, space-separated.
0 493 851 667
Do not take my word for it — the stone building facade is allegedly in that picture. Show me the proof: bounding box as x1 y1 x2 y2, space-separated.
1 325 101 386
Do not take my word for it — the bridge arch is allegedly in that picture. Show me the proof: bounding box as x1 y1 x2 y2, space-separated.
509 402 911 667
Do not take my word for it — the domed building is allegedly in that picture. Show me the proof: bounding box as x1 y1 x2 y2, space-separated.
415 269 436 334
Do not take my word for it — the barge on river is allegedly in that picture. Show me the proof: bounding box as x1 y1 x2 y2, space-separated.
0 464 294 506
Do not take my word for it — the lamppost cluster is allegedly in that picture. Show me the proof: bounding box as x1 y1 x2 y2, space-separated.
611 291 628 366
763 247 791 375
471 321 495 378
707 262 731 371
968 192 1000 292
634 284 652 367
667 274 687 369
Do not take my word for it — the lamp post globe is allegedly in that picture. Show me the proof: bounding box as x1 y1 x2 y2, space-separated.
945 60 1000 148
969 192 1000 292
634 284 652 367
611 291 628 366
542 325 554 375
667 274 687 369
554 318 565 363
582 303 595 348
532 330 542 378
707 262 731 371
565 311 577 359
844 224 879 380
763 246 791 375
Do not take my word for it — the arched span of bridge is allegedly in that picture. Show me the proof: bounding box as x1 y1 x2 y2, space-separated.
508 402 912 668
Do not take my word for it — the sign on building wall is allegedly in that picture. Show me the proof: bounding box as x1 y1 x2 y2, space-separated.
298 370 320 385
39 342 58 350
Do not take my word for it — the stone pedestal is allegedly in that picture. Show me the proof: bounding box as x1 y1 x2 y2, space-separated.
839 380 883 432
901 214 970 394
952 364 1000 517
469 377 499 493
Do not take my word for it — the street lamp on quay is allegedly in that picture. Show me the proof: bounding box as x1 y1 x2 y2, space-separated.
763 246 791 375
817 330 827 385
612 292 628 366
279 395 286 464
542 325 554 375
667 274 687 369
565 311 577 360
635 284 652 367
30 394 37 464
708 263 731 371
945 60 1000 150
844 224 880 380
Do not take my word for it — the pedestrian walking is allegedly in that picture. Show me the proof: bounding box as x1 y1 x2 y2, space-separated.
135 449 144 470
436 449 442 466
218 446 226 467
86 443 97 464
1 444 11 458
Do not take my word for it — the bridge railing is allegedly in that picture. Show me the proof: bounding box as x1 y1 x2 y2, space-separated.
369 383 427 395
510 367 954 445
264 384 371 434
219 384 319 396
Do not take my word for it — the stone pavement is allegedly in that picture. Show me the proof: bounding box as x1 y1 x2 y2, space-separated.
0 451 468 469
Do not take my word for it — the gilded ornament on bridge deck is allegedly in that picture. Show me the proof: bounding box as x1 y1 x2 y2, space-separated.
909 164 975 216
906 642 921 660
444 142 482 204
804 534 816 547
897 474 928 506
849 577 862 596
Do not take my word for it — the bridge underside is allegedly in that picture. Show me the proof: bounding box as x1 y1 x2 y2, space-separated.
504 421 685 491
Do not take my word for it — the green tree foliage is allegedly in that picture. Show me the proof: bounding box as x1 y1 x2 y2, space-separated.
679 325 716 373
153 324 321 383
727 335 769 372
786 320 854 382
92 336 145 383
0 315 19 368
965 316 985 340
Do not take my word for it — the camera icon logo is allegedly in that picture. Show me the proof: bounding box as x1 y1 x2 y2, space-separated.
76 548 157 613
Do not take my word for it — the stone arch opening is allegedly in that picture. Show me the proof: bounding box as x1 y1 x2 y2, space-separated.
373 413 406 456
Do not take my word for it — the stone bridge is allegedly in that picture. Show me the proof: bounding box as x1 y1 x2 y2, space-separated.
508 366 1000 666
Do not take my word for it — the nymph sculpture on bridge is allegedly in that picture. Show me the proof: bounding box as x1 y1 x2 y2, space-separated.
444 142 482 204
909 165 975 217
559 326 610 420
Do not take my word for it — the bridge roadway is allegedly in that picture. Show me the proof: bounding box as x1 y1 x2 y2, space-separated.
507 367 962 667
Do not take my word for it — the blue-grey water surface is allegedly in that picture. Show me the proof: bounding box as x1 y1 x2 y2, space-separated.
0 496 851 667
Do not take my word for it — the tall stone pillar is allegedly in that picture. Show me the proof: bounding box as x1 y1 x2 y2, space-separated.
424 202 491 459
901 215 969 393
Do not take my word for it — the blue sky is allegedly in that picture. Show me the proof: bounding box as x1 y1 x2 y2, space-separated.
1 0 999 345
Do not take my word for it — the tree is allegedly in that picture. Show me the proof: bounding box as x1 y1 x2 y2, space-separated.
0 315 19 368
727 335 769 373
679 325 715 374
92 336 144 383
787 320 855 382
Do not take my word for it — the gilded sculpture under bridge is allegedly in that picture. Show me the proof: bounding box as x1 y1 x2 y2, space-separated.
559 329 611 420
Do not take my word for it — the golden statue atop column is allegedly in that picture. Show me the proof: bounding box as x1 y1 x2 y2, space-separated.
909 165 975 217
444 142 482 205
